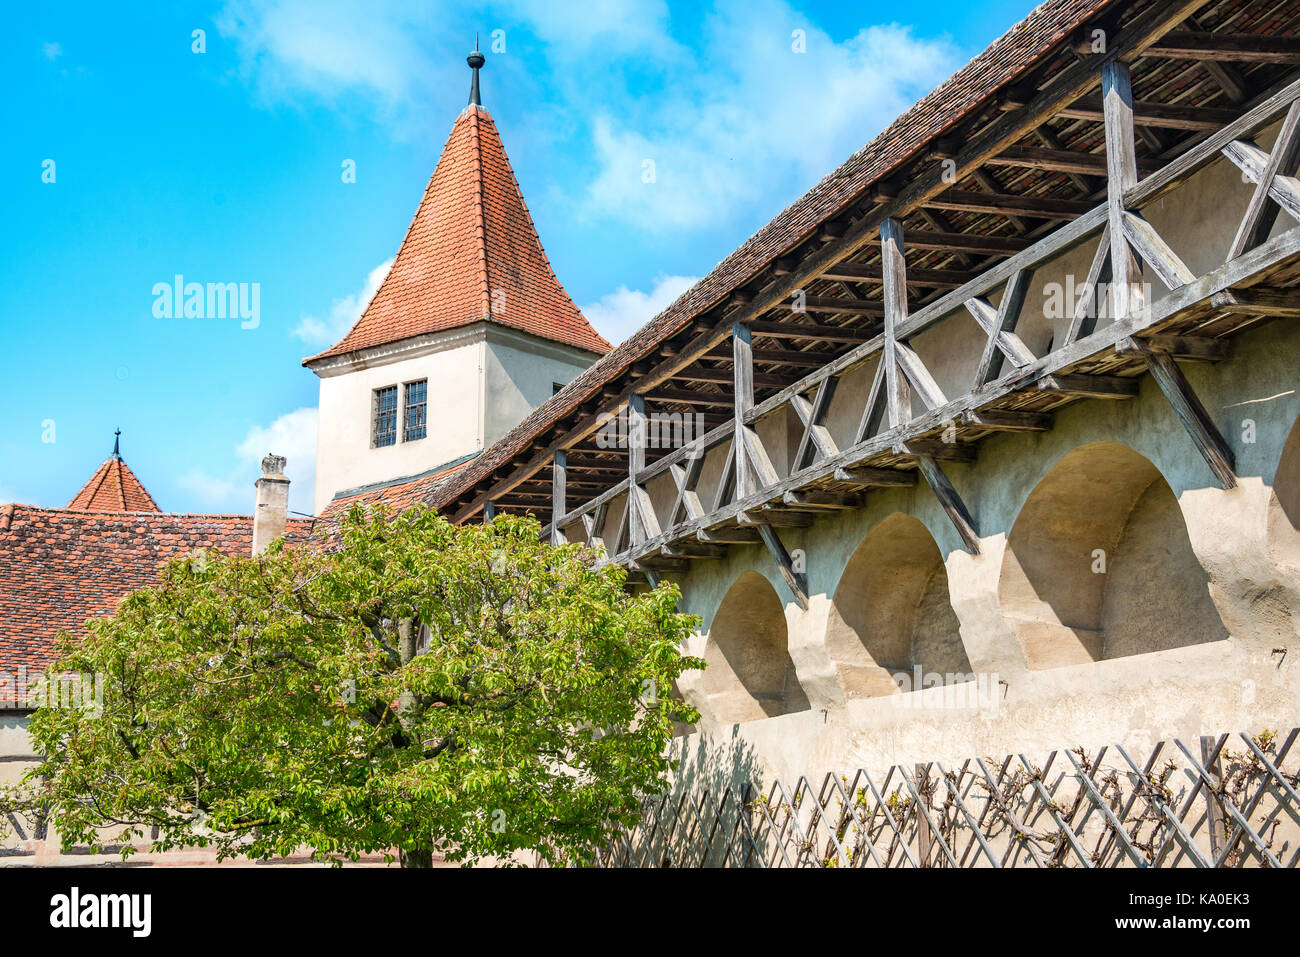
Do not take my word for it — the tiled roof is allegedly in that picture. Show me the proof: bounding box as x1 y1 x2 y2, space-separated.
0 505 316 703
430 0 1122 515
322 458 472 516
306 105 609 364
66 455 160 512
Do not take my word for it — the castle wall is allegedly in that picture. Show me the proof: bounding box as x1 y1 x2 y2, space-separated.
312 328 487 513
482 326 598 448
669 302 1300 786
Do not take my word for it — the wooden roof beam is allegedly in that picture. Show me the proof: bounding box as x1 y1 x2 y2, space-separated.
985 146 1158 177
747 320 873 342
1144 32 1300 64
1055 96 1240 131
793 295 885 316
821 262 971 288
674 366 793 389
925 189 1093 219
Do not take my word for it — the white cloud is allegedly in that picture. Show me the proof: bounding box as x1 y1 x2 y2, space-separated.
217 1 438 104
216 0 961 233
42 42 63 61
582 6 960 230
292 259 392 346
179 407 319 516
580 274 698 346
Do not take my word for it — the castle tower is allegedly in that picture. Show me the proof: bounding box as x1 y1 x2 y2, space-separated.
304 41 608 514
66 430 161 512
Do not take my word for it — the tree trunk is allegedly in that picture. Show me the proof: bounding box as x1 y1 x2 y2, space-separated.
400 846 433 868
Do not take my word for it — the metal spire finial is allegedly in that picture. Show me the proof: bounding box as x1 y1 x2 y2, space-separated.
112 428 121 460
467 34 485 107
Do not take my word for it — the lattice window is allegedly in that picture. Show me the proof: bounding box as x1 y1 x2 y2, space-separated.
372 386 397 448
404 379 427 442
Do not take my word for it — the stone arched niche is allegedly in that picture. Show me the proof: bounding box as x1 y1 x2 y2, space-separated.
1000 441 1228 670
667 680 696 738
702 571 809 724
825 513 972 698
1268 413 1300 571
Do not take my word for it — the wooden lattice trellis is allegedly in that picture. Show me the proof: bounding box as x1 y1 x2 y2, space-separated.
595 729 1300 868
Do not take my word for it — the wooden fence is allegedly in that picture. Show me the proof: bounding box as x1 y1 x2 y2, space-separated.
597 728 1300 868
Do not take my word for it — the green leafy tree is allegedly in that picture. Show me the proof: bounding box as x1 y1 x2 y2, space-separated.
2 507 701 866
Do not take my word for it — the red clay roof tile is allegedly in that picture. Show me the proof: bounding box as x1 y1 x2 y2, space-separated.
0 507 316 704
306 105 609 364
66 455 161 512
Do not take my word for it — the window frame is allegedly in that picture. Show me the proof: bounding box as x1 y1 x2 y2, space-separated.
403 379 428 443
371 385 398 448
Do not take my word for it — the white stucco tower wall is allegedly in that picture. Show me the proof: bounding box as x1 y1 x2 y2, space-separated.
310 323 596 514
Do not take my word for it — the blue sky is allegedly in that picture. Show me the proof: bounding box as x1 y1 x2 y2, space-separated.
1 0 1038 515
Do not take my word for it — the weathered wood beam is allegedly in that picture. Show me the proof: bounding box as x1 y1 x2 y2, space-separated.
915 456 980 554
926 189 1092 220
791 378 839 471
1210 287 1300 317
985 146 1156 177
627 395 651 547
1121 210 1195 290
1056 96 1240 131
961 410 1052 431
969 168 1028 234
895 439 976 464
697 526 762 544
645 386 733 407
747 319 873 342
901 229 1030 256
1128 340 1236 489
782 490 862 510
1185 16 1247 104
1038 373 1140 398
581 501 608 551
665 459 704 528
674 366 791 389
707 344 834 368
1034 125 1097 196
550 450 566 545
1115 334 1229 361
833 465 917 488
1231 100 1300 258
737 509 813 528
1220 140 1300 223
1144 32 1300 64
732 322 757 499
634 555 690 572
821 262 970 288
1064 225 1111 345
659 542 729 560
895 341 947 412
881 219 911 429
1103 60 1146 321
755 524 809 610
967 268 1033 386
794 295 885 316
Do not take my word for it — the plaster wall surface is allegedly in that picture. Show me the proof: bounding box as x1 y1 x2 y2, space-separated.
669 308 1300 786
483 327 596 448
314 330 486 512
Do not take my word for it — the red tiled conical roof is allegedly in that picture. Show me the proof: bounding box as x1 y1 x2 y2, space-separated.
306 104 609 364
67 449 160 513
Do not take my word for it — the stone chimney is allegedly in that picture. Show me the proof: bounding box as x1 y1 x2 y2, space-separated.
252 454 289 556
